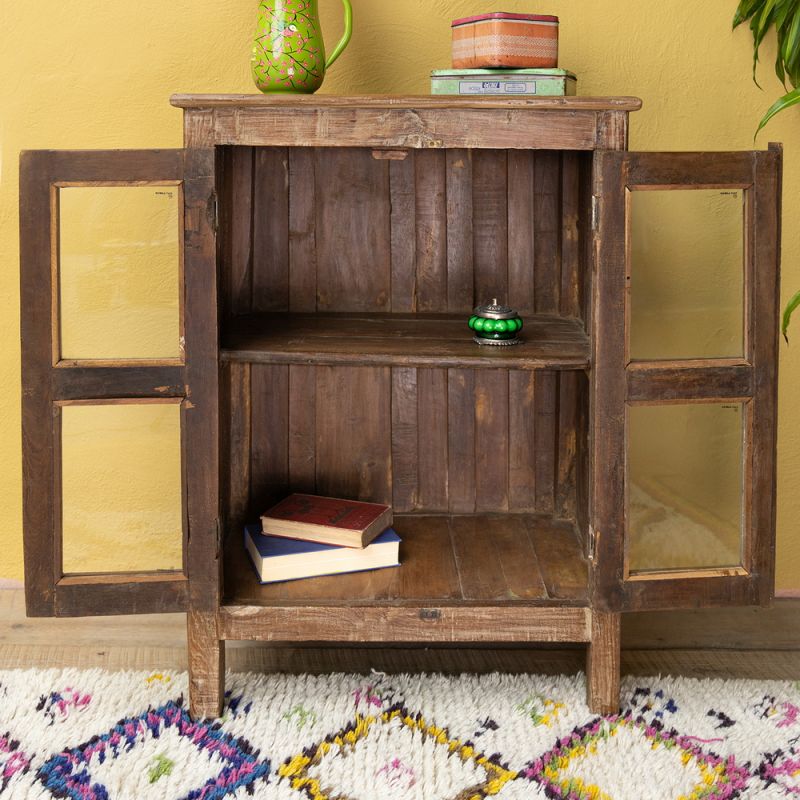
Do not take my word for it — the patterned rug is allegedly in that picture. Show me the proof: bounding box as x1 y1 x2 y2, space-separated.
1 668 800 799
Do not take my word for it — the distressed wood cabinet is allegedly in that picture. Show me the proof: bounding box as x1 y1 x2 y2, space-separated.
20 96 782 718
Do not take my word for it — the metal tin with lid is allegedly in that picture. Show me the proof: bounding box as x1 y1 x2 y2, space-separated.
431 67 576 97
451 12 560 70
469 299 524 346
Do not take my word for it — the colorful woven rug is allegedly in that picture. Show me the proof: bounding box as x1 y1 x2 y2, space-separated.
1 668 799 799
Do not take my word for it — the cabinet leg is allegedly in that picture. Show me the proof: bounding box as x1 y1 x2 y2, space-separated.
586 610 621 715
187 610 225 719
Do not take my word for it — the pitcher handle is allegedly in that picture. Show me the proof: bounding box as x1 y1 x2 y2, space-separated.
325 0 353 70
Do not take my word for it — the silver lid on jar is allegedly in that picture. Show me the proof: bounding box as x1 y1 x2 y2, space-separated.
473 298 519 320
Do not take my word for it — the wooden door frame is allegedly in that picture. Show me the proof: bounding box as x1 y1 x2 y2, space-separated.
590 146 781 613
20 148 219 618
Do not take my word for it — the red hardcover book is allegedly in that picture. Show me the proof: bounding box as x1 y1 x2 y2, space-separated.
260 494 393 548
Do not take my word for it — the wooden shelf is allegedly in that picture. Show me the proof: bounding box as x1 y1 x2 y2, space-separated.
172 94 643 112
222 514 588 610
220 313 590 370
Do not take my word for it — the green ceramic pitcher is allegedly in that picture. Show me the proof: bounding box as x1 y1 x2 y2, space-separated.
251 0 353 94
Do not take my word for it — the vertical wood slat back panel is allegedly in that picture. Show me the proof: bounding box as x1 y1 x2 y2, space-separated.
218 146 588 519
224 365 576 517
220 146 585 317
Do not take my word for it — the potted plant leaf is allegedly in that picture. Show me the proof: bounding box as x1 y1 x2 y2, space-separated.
734 0 800 338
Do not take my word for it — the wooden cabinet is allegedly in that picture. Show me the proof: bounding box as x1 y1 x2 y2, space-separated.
19 96 782 719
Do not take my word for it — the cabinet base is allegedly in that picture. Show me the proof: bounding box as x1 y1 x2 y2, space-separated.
186 608 622 719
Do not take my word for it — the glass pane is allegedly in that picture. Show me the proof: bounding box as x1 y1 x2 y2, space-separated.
59 186 181 361
61 403 183 574
629 189 745 360
628 403 744 574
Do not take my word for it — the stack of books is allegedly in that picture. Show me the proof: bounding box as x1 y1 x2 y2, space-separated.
244 494 400 584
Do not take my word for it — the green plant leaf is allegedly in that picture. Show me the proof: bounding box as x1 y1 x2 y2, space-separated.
751 1 779 84
782 290 800 342
756 84 800 134
783 6 800 85
734 0 765 28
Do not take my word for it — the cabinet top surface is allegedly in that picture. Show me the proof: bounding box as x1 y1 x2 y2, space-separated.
170 93 642 112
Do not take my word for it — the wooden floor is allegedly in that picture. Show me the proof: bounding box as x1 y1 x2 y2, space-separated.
2 590 799 680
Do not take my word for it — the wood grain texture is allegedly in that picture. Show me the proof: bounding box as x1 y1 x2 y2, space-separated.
750 146 781 606
183 148 221 613
587 610 621 714
20 151 58 616
315 367 392 505
448 369 477 514
252 147 289 312
472 150 508 305
560 152 582 317
54 577 188 617
220 604 590 643
475 370 509 511
181 108 612 151
172 94 643 111
534 151 562 314
250 365 289 512
389 155 416 312
450 516 548 601
52 366 185 400
188 610 224 719
287 365 316 494
223 514 587 609
225 147 254 317
534 372 557 513
446 149 474 313
391 368 418 512
556 371 579 519
416 369 448 509
287 148 316 312
221 313 591 370
221 362 251 535
509 371 537 512
414 150 447 311
627 363 753 403
315 149 390 312
508 150 536 316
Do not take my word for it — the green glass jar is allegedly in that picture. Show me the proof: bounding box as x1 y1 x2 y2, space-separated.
469 299 524 346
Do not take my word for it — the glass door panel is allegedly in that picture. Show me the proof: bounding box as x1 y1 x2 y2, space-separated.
592 148 780 612
19 148 214 618
58 185 182 362
60 402 184 575
628 402 745 574
629 189 745 361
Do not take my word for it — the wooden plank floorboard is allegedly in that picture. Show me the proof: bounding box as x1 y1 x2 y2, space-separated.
3 592 800 678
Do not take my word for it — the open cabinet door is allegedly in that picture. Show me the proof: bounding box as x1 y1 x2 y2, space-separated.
20 149 218 617
591 147 782 612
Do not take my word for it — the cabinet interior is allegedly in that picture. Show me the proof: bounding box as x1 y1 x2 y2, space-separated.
216 144 595 608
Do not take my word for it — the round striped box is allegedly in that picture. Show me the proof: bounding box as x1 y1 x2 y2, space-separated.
451 12 559 70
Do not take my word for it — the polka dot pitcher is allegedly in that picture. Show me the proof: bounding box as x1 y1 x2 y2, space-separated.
251 0 353 94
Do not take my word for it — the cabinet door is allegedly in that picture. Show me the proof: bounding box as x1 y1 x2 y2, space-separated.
592 148 781 612
20 149 218 617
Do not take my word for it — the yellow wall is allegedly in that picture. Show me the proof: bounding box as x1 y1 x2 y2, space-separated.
2 1 800 589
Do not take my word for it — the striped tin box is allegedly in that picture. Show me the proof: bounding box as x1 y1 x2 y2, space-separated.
451 12 559 70
431 68 576 96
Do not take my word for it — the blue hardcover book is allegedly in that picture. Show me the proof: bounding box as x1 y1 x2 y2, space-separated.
244 524 401 584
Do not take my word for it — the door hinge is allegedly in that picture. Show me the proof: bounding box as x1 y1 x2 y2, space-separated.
215 518 222 560
588 526 599 563
591 196 599 232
